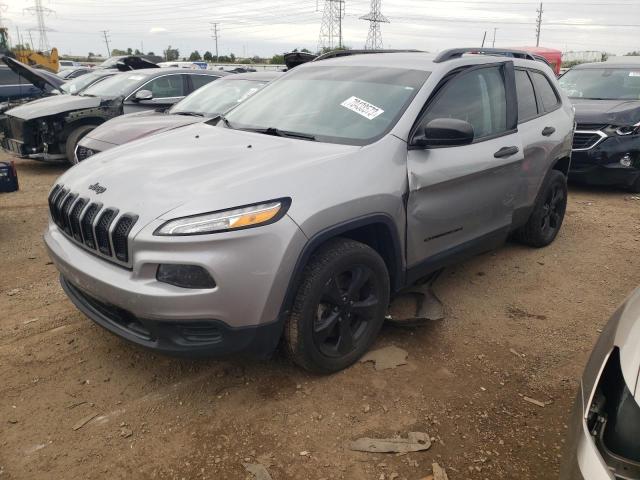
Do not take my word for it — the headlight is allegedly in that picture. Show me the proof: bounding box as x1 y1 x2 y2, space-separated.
615 122 640 136
154 199 290 236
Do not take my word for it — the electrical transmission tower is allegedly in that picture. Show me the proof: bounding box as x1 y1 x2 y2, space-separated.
535 2 543 47
25 0 54 51
360 0 389 50
210 23 219 62
317 0 344 52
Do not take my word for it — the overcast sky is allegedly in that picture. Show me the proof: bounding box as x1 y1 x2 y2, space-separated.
4 0 639 59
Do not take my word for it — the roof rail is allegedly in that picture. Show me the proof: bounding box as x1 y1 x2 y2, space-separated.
314 49 424 62
434 48 538 63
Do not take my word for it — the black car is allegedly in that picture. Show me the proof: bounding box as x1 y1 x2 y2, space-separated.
559 60 640 191
0 67 227 163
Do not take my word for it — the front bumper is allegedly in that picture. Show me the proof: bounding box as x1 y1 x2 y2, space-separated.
45 213 307 356
569 136 640 188
562 387 616 480
61 275 282 357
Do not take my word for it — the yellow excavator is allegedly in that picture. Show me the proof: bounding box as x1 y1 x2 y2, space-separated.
0 27 59 73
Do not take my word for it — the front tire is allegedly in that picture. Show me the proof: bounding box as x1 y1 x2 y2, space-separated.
516 170 568 247
65 124 98 165
284 238 390 373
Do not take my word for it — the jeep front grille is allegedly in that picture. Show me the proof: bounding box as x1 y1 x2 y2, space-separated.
48 184 138 267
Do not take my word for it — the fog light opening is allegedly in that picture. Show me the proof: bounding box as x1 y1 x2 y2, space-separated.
156 264 216 289
620 154 633 168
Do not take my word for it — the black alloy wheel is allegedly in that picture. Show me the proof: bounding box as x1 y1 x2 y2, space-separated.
313 265 381 358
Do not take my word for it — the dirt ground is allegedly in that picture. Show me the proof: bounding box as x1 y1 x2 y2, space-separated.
1 155 640 480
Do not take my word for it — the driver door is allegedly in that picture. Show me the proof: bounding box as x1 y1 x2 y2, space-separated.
405 62 525 278
123 74 187 114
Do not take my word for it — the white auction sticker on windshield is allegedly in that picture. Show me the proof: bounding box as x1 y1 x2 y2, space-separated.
340 96 384 120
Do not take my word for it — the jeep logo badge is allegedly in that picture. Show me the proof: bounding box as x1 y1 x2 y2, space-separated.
88 182 107 194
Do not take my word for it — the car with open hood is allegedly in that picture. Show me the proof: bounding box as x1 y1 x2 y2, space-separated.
75 71 280 162
0 56 65 102
562 287 640 479
0 67 227 163
559 59 640 191
0 57 115 115
44 48 574 372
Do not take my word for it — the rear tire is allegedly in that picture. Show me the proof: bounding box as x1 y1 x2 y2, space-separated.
515 170 567 248
283 238 390 373
66 125 98 165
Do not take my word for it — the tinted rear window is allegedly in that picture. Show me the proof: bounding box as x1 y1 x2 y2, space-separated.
515 70 538 122
530 71 560 112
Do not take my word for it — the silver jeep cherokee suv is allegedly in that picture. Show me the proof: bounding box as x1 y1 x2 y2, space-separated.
45 49 574 372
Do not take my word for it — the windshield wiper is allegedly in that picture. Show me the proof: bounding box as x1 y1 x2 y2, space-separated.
173 111 204 117
245 127 317 141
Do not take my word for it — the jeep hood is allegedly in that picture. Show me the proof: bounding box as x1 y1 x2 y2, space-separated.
6 94 102 120
55 122 360 230
572 98 640 126
1 56 65 93
83 110 204 146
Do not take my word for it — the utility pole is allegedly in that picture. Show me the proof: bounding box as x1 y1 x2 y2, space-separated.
101 30 111 57
361 0 389 50
535 2 543 47
318 0 345 52
210 23 219 62
28 30 35 50
492 27 497 48
25 0 53 51
481 31 487 48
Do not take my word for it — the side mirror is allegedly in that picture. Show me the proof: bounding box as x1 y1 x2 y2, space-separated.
414 118 474 148
133 89 153 102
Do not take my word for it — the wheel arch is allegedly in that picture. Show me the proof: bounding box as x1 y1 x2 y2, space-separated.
552 155 571 177
60 116 106 142
278 214 405 321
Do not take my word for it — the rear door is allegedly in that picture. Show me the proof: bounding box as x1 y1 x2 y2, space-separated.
123 74 188 113
405 62 525 277
512 68 564 224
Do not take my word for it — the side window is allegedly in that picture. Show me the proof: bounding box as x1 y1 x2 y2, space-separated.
0 68 23 86
144 75 186 98
530 71 560 112
422 66 507 140
515 69 538 123
191 75 218 91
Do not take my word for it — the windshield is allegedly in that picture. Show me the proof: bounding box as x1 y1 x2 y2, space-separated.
559 67 640 100
61 72 109 94
80 72 146 98
170 78 269 116
224 66 429 145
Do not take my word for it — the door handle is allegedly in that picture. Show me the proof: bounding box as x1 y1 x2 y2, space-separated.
494 146 519 158
542 126 556 136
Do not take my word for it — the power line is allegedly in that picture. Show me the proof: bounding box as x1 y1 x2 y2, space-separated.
318 0 345 51
361 0 389 50
535 2 543 46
